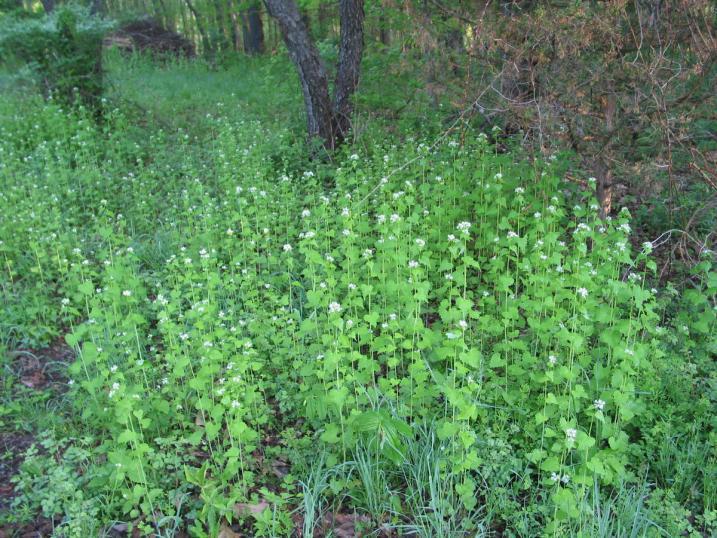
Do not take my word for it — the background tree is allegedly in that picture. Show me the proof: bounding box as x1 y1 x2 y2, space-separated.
263 0 364 149
241 0 264 54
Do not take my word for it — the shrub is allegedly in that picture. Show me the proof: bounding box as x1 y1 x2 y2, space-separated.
0 4 112 109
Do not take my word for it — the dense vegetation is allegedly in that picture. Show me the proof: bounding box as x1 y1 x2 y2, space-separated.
1 2 716 537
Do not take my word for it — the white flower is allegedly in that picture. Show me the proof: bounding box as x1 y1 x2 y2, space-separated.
349 153 359 161
515 187 525 194
456 221 471 234
390 213 400 223
226 228 234 235
301 209 311 218
507 231 519 239
328 302 342 314
342 229 351 237
415 238 426 248
447 234 457 242
346 319 354 329
548 354 557 366
565 428 577 441
458 320 468 330
341 207 350 217
377 214 386 224
362 248 374 259
625 348 634 356
534 212 542 218
577 287 588 298
408 260 419 269
593 399 605 411
445 273 454 281
203 341 213 348
283 244 292 252
348 283 357 290
575 223 590 233
110 365 118 373
231 400 241 409
122 290 132 297
446 332 460 340
179 333 189 341
550 472 560 482
61 298 70 306
642 241 653 252
561 474 570 484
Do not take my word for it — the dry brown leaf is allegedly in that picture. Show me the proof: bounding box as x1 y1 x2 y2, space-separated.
328 512 371 538
234 500 270 517
217 523 242 538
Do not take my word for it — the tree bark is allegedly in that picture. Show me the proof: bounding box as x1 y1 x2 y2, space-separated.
41 0 55 14
185 0 213 56
263 0 364 150
333 0 364 140
264 0 334 146
242 2 265 54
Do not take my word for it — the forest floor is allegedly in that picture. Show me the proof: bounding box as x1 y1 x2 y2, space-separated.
0 52 715 537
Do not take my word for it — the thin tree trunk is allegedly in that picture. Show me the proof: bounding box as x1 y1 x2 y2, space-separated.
230 11 241 51
185 0 212 55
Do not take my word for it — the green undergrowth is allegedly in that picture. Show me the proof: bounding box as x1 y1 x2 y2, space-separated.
0 55 715 537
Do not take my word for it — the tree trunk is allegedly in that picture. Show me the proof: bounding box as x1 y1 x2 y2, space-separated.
263 0 334 146
212 0 230 53
333 0 364 141
185 0 213 56
263 0 364 150
242 2 265 55
41 0 55 14
229 11 241 50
